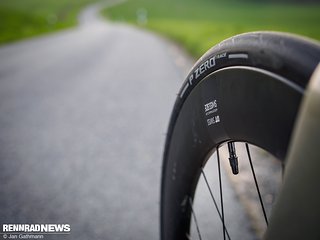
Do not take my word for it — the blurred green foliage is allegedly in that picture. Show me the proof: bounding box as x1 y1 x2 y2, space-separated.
1 0 319 52
103 0 320 57
0 0 98 44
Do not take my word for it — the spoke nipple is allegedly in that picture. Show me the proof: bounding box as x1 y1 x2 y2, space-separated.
228 142 239 175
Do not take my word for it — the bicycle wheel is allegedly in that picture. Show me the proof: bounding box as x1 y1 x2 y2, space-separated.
161 32 320 240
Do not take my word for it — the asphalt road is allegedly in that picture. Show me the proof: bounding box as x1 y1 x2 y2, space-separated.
0 2 255 240
0 2 192 240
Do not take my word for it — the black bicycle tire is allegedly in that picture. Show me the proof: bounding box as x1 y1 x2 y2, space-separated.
161 32 320 240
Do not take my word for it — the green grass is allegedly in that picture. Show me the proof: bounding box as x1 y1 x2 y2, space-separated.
103 0 320 57
0 0 98 44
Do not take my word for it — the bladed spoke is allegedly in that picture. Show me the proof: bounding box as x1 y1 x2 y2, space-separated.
202 168 231 240
217 147 227 240
245 143 269 226
189 198 203 240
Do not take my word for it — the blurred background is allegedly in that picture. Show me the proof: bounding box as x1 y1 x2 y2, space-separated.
0 0 319 239
104 0 320 57
1 0 320 56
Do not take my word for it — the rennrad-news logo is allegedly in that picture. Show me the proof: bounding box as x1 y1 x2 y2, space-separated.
2 224 71 233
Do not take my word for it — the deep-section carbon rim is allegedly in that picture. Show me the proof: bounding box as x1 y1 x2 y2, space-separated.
161 66 304 240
